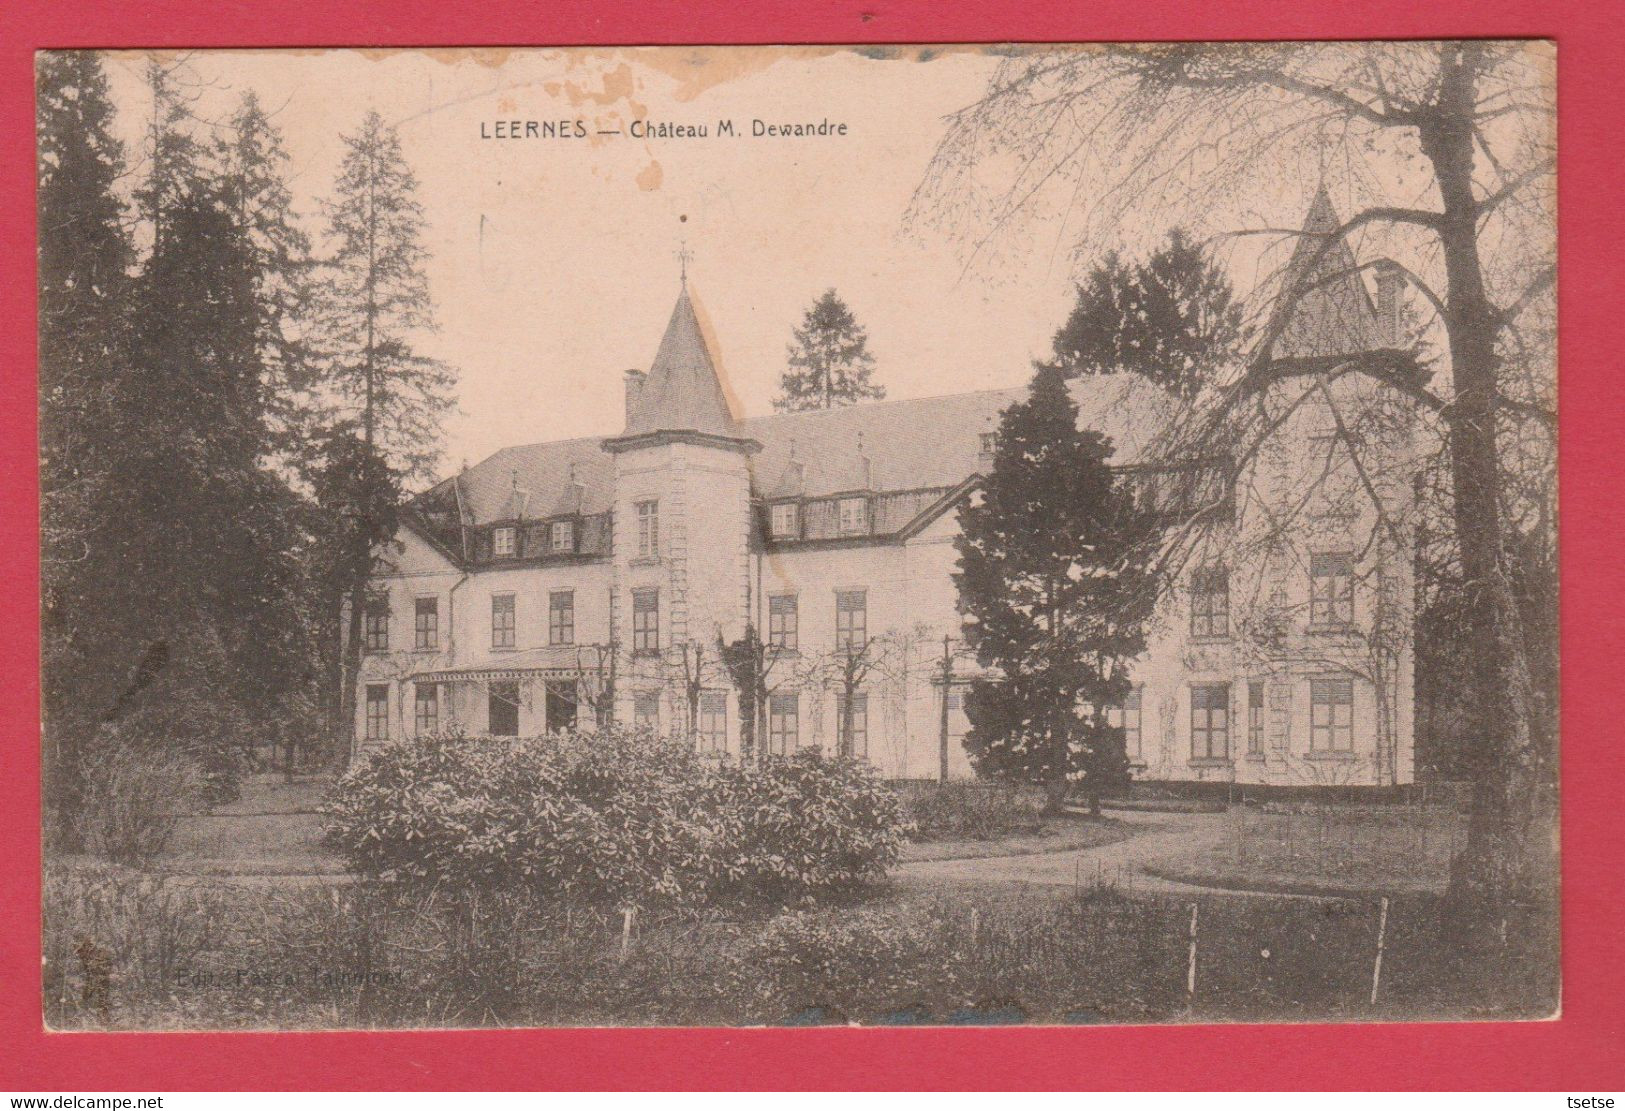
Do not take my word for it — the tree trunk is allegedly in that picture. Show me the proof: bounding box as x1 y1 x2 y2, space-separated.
1420 46 1542 898
1042 776 1070 815
338 582 365 767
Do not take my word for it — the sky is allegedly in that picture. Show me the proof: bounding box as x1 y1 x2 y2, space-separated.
99 46 1095 479
94 45 1541 482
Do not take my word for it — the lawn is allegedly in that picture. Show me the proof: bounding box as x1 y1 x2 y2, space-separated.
161 775 345 877
1142 803 1467 896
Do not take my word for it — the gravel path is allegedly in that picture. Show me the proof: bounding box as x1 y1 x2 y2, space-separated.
897 809 1314 899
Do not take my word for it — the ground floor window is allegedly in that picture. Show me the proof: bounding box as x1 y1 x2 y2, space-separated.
545 679 578 733
1107 687 1143 760
1190 683 1230 761
414 682 438 735
1248 681 1265 755
835 691 868 758
365 684 389 741
1311 676 1355 751
489 680 520 736
633 689 661 728
698 691 727 752
768 692 798 755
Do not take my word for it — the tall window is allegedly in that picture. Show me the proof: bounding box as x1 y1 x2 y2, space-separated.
633 689 660 728
414 682 439 735
493 526 516 557
632 588 659 654
1311 676 1355 751
1248 681 1265 755
835 692 869 758
698 691 727 753
549 590 575 645
980 431 998 457
1190 566 1230 638
489 681 520 736
552 519 574 552
768 692 799 754
363 595 389 652
835 590 867 653
837 497 867 536
1310 552 1354 628
545 679 577 733
768 594 798 652
491 594 516 649
770 502 799 539
414 597 438 650
1191 683 1230 761
1108 687 1143 761
365 684 389 741
635 500 659 559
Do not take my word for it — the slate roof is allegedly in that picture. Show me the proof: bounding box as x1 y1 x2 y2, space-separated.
1263 187 1386 360
425 374 1167 530
621 284 743 438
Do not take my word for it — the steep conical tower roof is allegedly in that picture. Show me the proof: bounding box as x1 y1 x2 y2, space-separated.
622 284 740 437
1263 186 1384 359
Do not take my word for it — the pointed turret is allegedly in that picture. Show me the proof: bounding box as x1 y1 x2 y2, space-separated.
1263 186 1385 360
620 285 740 438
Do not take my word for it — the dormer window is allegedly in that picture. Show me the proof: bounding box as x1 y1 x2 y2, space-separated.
837 497 867 536
980 432 998 457
770 502 799 539
493 526 516 557
551 519 574 552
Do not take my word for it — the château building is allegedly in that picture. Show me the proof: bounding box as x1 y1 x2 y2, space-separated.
355 193 1417 788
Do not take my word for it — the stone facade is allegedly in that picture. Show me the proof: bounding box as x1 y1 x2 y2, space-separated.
356 200 1418 788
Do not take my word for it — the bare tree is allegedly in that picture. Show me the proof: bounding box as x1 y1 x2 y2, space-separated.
912 41 1555 898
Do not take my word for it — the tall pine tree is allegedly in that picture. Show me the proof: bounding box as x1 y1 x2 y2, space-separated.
37 51 136 823
216 90 317 473
314 110 454 748
954 364 1157 813
773 289 885 411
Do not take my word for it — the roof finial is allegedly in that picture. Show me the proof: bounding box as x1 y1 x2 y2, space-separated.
676 239 694 286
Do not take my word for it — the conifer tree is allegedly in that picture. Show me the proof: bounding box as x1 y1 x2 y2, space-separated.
1051 227 1247 400
37 51 136 823
954 364 1157 813
216 90 317 471
773 289 885 411
314 109 454 746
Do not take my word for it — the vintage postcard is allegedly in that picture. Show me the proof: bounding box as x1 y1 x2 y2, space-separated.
37 42 1557 1030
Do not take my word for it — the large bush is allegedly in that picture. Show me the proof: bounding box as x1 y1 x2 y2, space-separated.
710 751 910 898
322 728 907 907
900 782 1044 842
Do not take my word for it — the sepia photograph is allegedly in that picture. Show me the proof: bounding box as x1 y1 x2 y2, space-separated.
37 41 1559 1032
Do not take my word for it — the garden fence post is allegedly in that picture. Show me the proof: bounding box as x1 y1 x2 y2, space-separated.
1186 903 1199 1000
1370 895 1389 1004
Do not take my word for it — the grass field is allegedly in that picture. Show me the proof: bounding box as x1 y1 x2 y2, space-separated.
43 864 1556 1030
1142 803 1467 895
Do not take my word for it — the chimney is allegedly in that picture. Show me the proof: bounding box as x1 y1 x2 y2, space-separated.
1375 262 1404 348
857 432 872 490
623 368 646 428
566 461 586 512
